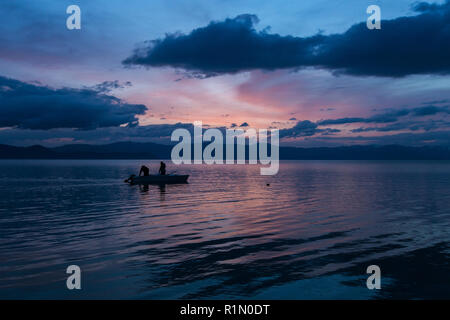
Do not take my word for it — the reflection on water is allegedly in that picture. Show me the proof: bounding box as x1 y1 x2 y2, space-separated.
0 160 449 299
139 184 166 201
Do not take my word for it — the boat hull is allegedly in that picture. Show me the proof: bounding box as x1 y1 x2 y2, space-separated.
128 174 189 185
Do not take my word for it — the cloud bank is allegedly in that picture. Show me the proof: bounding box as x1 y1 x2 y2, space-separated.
317 105 450 126
0 76 146 130
124 2 450 77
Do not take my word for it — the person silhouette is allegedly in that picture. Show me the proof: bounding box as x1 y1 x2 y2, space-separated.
159 161 166 175
139 165 150 176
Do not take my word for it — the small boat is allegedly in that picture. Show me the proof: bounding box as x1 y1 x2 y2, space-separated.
125 174 189 185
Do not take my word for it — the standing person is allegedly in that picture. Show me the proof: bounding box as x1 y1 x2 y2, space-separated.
159 161 166 175
139 165 150 176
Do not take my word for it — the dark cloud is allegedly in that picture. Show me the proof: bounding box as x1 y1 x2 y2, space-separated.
279 120 341 138
0 76 146 130
412 1 443 12
312 1 450 77
0 122 229 147
317 105 450 126
87 80 133 93
316 104 450 135
280 104 449 139
123 14 323 76
421 99 448 105
124 2 450 77
318 117 372 126
411 105 450 116
320 128 341 135
289 117 297 121
351 120 450 133
310 130 450 147
279 120 318 138
0 118 447 148
239 122 249 127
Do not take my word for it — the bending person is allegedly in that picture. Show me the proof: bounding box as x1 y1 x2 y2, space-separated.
139 165 150 176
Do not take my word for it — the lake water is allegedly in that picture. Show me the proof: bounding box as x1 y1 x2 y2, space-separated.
0 160 449 299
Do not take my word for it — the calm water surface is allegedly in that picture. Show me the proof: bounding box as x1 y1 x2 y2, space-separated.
0 160 449 299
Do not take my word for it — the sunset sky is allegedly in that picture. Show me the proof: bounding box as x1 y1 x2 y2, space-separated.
1 0 450 147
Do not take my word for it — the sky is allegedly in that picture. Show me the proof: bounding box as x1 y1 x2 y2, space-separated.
0 0 449 147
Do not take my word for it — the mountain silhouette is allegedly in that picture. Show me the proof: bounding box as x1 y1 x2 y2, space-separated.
0 142 449 160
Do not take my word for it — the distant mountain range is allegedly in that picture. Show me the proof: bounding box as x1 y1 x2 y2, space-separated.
1 142 450 160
